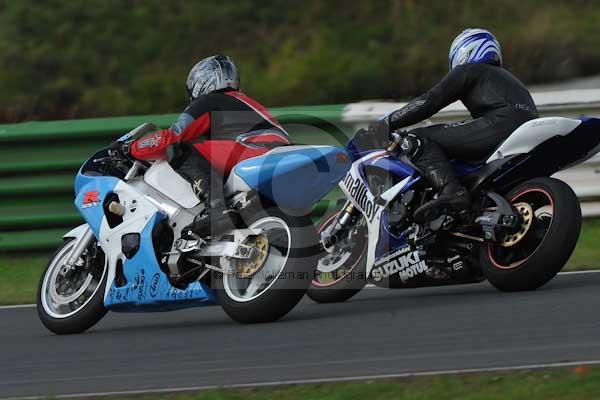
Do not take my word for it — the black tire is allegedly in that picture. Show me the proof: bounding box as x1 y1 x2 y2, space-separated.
306 208 368 303
480 177 581 292
214 208 318 323
37 239 108 334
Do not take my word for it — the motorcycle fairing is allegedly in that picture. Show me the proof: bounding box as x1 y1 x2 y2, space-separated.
104 213 217 311
231 145 351 209
486 117 582 163
359 150 416 180
74 175 120 239
143 160 201 209
74 167 216 311
338 151 418 276
473 117 600 192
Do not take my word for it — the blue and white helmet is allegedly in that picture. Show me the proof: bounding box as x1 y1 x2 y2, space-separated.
449 29 502 70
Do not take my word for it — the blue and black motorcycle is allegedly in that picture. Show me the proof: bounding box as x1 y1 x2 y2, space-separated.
37 123 350 334
308 117 600 303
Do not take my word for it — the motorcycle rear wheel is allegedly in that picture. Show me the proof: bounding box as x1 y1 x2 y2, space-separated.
480 177 581 292
214 207 318 323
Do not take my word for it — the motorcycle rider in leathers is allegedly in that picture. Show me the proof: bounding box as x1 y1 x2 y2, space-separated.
114 55 290 239
369 28 538 222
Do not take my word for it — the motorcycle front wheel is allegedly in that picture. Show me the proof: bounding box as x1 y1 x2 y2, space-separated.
37 237 108 334
306 208 368 303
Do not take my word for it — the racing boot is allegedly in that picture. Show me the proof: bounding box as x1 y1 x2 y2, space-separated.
181 174 240 240
181 199 239 240
411 142 471 223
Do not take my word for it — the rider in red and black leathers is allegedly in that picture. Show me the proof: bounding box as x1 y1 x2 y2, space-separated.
125 55 290 239
130 90 290 175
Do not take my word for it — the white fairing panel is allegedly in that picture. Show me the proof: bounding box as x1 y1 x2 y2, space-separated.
338 151 412 277
143 160 200 209
486 117 582 163
224 170 252 197
99 180 164 301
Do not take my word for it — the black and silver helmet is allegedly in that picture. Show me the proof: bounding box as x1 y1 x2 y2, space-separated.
185 55 240 102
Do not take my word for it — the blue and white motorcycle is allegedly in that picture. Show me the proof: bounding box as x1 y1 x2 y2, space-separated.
308 117 600 303
37 123 350 334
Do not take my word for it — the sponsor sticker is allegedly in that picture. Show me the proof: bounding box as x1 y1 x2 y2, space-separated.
137 134 162 149
150 273 160 298
135 269 146 301
371 246 429 283
447 255 464 271
340 172 381 222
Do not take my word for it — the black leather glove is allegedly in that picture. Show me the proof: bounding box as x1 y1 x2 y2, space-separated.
109 140 132 160
368 118 391 142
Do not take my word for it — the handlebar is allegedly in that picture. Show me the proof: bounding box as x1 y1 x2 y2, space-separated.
92 156 113 164
387 131 405 153
93 149 129 164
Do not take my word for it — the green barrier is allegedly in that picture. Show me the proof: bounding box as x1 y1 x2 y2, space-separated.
0 105 348 252
0 175 73 196
0 228 79 252
0 105 345 142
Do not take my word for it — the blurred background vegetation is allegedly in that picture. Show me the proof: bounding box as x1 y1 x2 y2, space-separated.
1 0 599 123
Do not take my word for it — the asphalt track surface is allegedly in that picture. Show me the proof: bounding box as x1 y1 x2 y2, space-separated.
2 271 600 399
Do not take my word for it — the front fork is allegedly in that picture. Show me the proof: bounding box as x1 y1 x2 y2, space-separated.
64 227 95 270
322 200 357 250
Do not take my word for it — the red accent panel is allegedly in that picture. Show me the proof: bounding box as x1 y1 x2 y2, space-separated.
194 140 273 175
242 133 290 145
225 91 284 129
131 113 211 160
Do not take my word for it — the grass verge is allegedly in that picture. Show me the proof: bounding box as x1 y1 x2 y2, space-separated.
1 219 599 306
59 366 600 400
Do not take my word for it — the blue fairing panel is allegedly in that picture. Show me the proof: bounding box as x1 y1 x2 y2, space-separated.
360 153 416 180
105 214 217 311
74 174 119 238
452 161 483 177
233 146 351 209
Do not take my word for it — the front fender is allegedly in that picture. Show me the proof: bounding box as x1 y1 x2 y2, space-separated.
63 224 93 241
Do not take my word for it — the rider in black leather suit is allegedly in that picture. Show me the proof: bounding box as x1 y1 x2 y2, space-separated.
370 29 538 222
